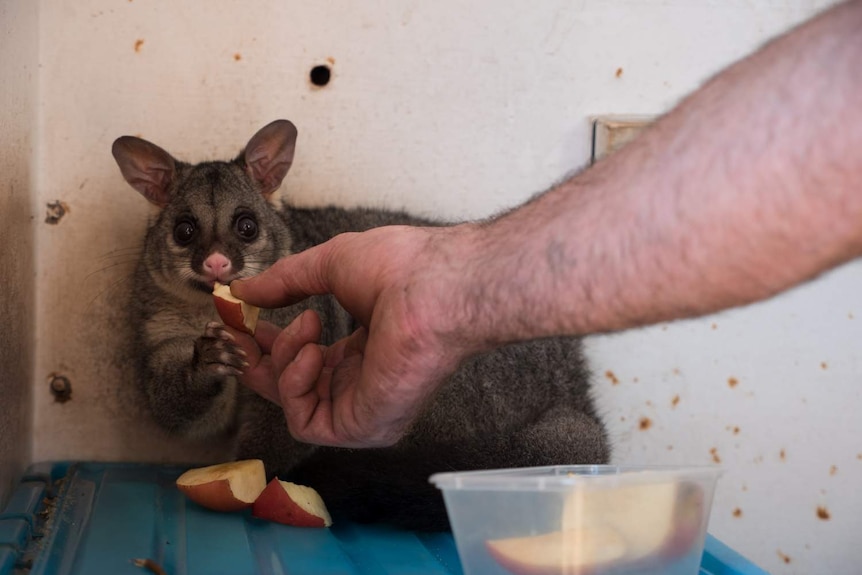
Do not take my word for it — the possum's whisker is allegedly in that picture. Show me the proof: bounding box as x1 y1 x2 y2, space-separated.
96 246 144 260
83 259 139 283
83 274 135 315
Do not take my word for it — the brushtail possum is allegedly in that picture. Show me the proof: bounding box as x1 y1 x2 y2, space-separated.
112 119 609 530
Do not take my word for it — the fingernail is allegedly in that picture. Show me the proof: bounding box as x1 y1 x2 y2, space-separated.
241 360 250 368
286 313 304 336
236 349 248 358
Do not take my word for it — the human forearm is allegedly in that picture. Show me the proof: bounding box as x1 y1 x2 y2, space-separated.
446 0 862 348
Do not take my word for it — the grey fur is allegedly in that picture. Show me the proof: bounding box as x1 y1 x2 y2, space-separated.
113 120 609 531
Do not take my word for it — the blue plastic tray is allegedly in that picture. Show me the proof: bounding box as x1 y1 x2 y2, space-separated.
0 462 768 575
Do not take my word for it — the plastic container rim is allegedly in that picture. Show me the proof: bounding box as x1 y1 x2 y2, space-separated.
429 464 723 492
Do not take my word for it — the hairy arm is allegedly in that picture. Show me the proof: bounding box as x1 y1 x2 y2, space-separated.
233 0 862 447
454 0 862 347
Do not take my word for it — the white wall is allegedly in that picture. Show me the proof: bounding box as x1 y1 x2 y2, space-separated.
0 0 38 506
26 1 855 573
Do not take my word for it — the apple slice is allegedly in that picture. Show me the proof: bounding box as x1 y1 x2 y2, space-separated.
562 477 704 563
176 459 267 512
252 478 333 527
213 281 260 335
485 478 705 575
486 526 626 575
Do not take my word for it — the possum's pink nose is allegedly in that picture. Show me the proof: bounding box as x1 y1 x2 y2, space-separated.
203 252 233 282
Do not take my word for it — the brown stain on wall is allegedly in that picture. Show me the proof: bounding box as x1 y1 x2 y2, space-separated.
639 417 652 431
671 395 680 408
732 508 742 518
615 67 623 78
777 550 791 564
727 377 739 389
134 39 144 52
816 506 831 520
710 447 721 464
604 370 619 385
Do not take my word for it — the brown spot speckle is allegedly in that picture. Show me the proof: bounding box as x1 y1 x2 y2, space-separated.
816 506 831 520
710 447 721 464
711 323 718 330
727 377 739 389
671 395 680 408
733 508 742 518
733 426 740 435
820 361 828 370
615 67 623 78
849 312 855 319
327 56 336 66
233 53 242 61
45 200 70 224
830 465 838 476
632 377 639 383
672 368 680 376
604 370 619 385
780 449 786 462
777 550 791 564
639 417 652 431
134 39 144 52
666 445 674 451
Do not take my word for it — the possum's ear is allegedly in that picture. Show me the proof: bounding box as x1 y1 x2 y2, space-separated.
112 136 177 208
242 120 298 198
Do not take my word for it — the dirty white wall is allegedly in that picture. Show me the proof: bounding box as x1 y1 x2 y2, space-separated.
17 0 857 573
0 0 38 506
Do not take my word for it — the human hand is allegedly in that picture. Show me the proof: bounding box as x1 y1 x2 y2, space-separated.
231 225 477 448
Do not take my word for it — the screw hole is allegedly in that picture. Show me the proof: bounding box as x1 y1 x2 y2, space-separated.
49 375 72 403
309 65 331 87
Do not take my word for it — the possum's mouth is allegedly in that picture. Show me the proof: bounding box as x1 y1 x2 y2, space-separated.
191 279 217 294
191 274 245 294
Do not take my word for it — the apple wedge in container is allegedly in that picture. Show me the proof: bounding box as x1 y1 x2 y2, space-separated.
431 465 720 575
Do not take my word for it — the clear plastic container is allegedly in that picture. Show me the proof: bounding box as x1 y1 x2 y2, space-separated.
430 465 722 575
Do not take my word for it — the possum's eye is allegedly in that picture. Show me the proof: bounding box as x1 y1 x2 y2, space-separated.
173 219 196 246
234 214 259 241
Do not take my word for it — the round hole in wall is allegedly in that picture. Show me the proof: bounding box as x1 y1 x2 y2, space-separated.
310 65 332 87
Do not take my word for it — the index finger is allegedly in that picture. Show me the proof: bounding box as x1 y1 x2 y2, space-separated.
231 236 349 308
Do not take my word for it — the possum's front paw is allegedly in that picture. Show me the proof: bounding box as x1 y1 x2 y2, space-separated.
193 321 249 377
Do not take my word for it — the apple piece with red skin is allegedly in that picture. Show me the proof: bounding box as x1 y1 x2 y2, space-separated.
486 526 627 575
213 281 260 335
252 478 333 527
485 478 705 575
176 459 267 512
562 478 705 565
